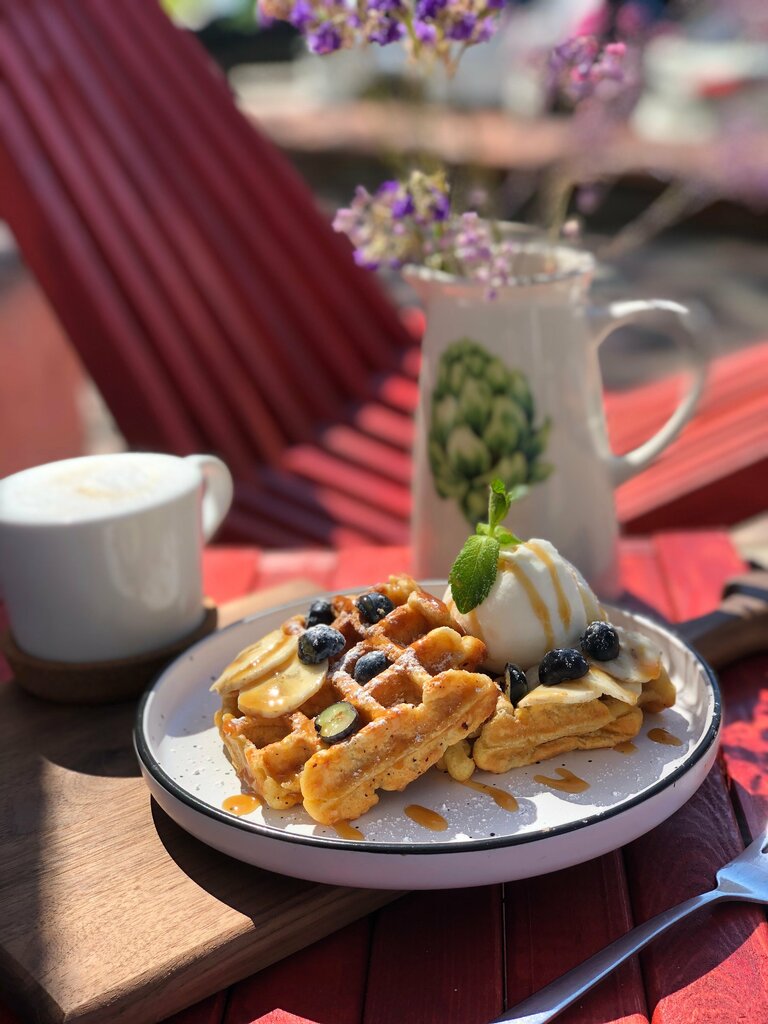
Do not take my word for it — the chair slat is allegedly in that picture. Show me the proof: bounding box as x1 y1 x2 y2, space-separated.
317 424 412 485
281 446 412 518
0 83 201 454
134 0 414 368
0 8 258 476
24 0 295 462
62 0 338 437
81 0 397 398
255 468 409 543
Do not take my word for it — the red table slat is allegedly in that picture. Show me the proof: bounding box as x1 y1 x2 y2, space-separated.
223 919 372 1024
618 533 768 1024
362 887 504 1024
718 656 768 840
505 852 647 1024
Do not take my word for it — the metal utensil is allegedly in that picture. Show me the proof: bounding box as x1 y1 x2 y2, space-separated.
492 824 768 1024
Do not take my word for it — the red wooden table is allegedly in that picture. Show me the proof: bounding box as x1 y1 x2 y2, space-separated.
3 531 768 1024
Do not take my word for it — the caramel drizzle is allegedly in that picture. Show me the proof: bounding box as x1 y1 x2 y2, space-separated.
405 804 448 831
500 560 555 649
648 728 683 747
222 794 261 816
334 821 364 840
613 740 638 755
563 561 603 623
527 541 571 632
459 779 519 812
533 768 590 793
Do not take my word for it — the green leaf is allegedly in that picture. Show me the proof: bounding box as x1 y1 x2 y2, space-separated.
448 534 500 614
494 527 522 546
487 477 511 530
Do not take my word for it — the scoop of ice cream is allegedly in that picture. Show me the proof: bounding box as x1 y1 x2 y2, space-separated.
445 538 604 672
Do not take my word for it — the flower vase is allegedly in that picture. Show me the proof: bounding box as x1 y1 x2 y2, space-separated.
405 240 708 596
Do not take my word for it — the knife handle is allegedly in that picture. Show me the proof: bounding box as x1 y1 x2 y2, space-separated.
677 571 768 670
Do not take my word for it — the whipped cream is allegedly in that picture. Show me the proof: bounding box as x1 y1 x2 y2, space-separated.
445 538 604 672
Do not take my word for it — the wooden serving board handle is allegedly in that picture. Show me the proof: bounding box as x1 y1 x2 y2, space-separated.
677 570 768 670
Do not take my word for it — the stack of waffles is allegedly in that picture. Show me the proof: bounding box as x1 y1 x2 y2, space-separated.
212 576 499 824
212 576 676 825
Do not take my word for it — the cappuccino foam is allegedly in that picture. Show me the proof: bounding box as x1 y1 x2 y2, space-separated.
0 454 195 525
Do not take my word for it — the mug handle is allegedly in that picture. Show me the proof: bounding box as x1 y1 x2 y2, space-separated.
589 299 708 486
184 455 234 541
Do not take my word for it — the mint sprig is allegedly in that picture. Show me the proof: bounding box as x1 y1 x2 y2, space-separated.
448 480 528 614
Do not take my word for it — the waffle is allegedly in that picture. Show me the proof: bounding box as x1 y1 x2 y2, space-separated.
471 694 643 772
213 576 499 825
472 631 675 773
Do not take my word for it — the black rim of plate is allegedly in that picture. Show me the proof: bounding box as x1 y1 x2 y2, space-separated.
134 595 722 856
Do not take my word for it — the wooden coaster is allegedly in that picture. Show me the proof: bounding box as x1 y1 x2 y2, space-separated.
1 602 218 705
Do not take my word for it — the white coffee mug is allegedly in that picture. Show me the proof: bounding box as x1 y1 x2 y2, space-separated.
0 452 233 662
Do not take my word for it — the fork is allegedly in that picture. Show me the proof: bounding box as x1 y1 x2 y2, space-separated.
492 824 768 1024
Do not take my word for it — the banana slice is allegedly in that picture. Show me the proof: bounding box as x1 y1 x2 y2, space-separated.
238 655 328 717
583 665 642 705
595 627 661 684
518 679 600 707
211 628 295 694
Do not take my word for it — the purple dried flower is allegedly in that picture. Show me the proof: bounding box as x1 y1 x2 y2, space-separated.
547 35 629 104
308 21 343 53
392 194 416 218
447 13 476 41
431 192 450 221
289 0 313 28
475 17 496 43
368 15 405 44
415 0 446 18
414 19 437 43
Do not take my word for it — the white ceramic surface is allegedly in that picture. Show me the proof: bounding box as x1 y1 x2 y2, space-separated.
406 246 708 596
0 452 233 662
135 588 720 890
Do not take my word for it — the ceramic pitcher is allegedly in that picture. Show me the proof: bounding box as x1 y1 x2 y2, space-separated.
406 242 707 596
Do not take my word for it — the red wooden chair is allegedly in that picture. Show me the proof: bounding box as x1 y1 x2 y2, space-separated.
1 0 766 546
0 0 415 546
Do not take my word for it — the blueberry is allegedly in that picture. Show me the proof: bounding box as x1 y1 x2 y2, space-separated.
306 599 335 629
356 592 394 624
354 651 391 684
538 648 589 686
503 663 528 706
580 621 620 661
297 625 345 665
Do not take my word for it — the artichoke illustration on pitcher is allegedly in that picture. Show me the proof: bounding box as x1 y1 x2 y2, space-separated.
427 339 553 525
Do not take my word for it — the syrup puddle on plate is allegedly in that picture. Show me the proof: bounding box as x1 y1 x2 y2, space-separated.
459 779 519 812
333 822 364 840
648 727 683 747
533 768 590 794
613 741 638 755
222 794 261 816
405 804 448 831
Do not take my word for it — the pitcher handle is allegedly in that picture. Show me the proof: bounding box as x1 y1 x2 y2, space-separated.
589 299 708 486
184 454 234 541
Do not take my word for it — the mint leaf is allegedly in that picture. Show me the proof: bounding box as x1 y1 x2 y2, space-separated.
495 527 521 546
448 534 500 614
487 477 511 531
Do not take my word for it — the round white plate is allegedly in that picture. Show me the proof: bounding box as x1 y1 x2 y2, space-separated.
135 587 720 889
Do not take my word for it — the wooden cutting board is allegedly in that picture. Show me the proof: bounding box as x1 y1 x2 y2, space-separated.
0 582 399 1024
